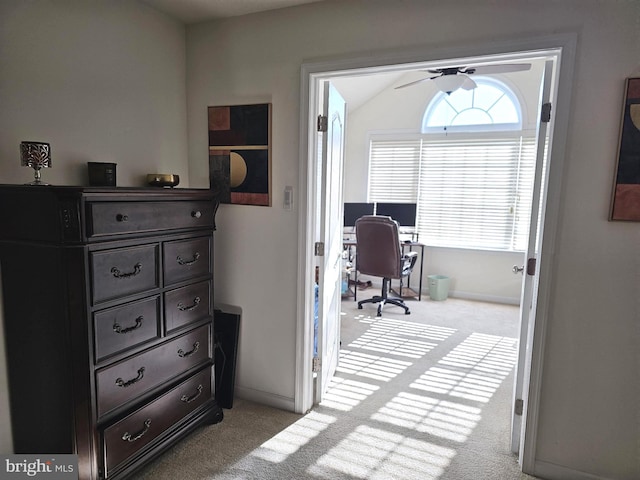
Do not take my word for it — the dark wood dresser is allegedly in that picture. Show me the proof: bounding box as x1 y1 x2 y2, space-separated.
0 185 223 480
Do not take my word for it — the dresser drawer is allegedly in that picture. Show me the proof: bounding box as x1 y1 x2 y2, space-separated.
96 324 211 417
91 244 159 304
103 367 212 476
86 201 214 238
94 296 161 363
164 280 211 333
163 236 211 285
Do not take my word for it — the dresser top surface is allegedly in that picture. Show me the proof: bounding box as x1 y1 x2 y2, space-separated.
0 184 216 199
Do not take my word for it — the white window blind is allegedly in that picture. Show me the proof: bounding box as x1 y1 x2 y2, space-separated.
369 135 537 251
368 140 420 203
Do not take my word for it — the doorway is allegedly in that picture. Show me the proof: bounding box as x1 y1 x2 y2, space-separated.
296 35 576 474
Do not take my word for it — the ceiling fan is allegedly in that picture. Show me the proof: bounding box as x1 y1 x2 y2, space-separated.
395 63 532 94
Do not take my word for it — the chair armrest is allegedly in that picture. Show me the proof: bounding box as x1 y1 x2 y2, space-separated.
401 251 418 276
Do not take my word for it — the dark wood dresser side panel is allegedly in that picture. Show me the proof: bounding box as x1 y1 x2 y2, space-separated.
0 189 67 243
0 243 77 453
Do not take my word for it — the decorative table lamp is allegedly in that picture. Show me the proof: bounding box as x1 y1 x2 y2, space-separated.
20 141 51 185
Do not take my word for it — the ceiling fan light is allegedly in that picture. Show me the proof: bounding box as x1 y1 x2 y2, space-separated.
461 76 477 90
432 74 467 94
433 74 476 95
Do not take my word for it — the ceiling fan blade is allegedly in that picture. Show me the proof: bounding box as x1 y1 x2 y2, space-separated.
394 76 439 89
465 63 532 75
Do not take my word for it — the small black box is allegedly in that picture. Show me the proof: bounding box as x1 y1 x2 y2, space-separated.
88 162 116 187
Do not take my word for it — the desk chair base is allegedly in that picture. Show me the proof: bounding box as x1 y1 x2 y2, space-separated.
357 278 411 316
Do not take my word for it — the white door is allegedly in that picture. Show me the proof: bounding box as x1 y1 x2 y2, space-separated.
315 82 347 402
511 59 555 454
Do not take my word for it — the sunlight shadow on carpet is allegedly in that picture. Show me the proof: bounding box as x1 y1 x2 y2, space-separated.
412 332 518 403
320 377 380 411
348 318 456 358
307 425 456 479
372 393 482 443
336 349 413 381
250 411 336 463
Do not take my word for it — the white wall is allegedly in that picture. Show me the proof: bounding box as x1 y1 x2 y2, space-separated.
186 14 300 407
337 63 546 303
0 0 187 453
186 1 639 479
0 1 188 187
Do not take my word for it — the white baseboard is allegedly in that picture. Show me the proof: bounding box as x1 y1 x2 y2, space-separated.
447 289 520 306
534 460 610 480
354 277 520 306
234 385 296 412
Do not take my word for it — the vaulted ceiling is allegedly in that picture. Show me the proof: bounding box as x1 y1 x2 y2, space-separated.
139 1 542 114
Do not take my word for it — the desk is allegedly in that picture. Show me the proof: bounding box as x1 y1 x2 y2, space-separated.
342 240 425 301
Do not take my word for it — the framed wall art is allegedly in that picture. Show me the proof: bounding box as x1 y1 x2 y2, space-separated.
610 78 640 221
208 103 272 206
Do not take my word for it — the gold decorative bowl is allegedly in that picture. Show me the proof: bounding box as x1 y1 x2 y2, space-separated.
147 174 180 187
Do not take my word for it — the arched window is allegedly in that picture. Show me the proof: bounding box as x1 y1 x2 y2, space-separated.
422 77 522 133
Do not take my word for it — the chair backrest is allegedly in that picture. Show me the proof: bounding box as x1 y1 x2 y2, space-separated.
355 215 402 279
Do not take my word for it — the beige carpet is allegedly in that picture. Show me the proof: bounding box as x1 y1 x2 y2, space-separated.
134 296 540 480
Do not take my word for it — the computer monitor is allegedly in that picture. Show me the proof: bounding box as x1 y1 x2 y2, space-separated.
343 202 375 227
375 202 417 227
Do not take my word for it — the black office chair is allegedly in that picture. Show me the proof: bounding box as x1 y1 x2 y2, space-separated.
355 215 418 316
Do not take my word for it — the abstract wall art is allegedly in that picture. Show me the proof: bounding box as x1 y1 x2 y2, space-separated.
208 103 272 206
610 78 640 221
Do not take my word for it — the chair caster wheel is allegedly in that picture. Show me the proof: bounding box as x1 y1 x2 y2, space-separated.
405 310 411 315
376 307 382 316
358 305 363 310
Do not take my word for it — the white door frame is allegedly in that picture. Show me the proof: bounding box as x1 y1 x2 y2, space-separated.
511 58 555 454
295 33 576 473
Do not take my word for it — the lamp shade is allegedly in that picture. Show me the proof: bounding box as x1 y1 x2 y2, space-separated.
20 141 51 169
20 141 51 185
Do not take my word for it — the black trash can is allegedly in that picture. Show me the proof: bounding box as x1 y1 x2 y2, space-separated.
213 304 241 409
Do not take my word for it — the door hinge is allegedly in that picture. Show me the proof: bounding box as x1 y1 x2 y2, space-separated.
312 356 321 372
317 115 328 132
541 102 552 123
314 242 325 256
515 398 524 416
527 257 537 276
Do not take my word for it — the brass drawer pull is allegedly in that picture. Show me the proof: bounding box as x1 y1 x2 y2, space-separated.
177 296 201 312
122 419 151 443
115 367 145 388
191 210 202 219
180 384 203 404
113 316 143 334
111 263 142 279
116 214 129 222
177 252 200 266
177 342 200 358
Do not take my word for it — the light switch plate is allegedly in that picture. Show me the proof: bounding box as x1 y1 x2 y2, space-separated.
284 186 293 210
